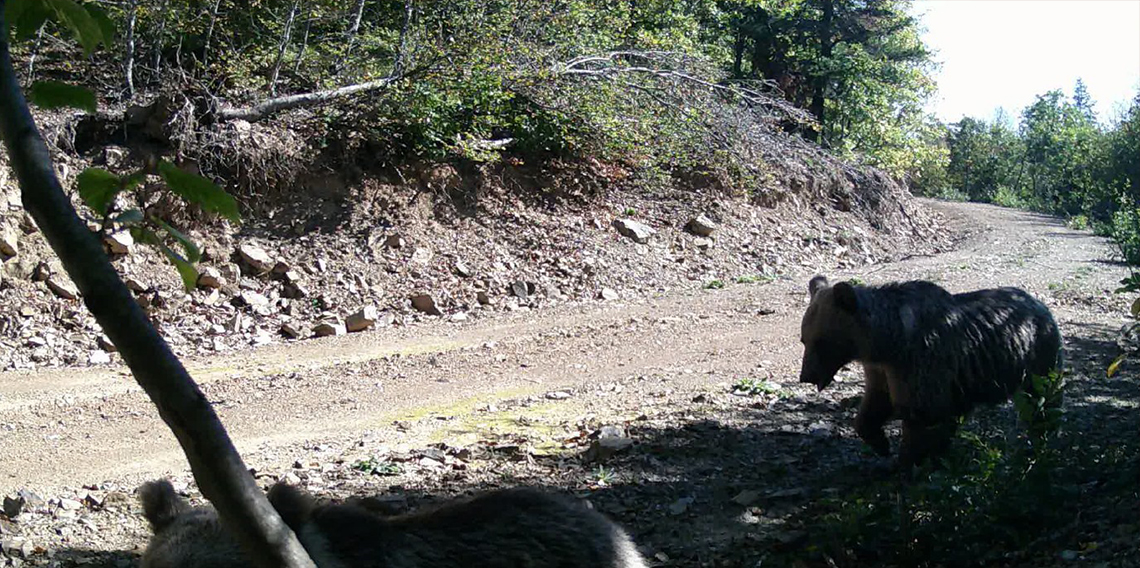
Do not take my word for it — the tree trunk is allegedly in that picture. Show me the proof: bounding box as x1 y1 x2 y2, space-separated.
269 1 299 96
731 27 744 78
0 8 315 568
219 76 396 122
202 0 223 69
25 22 44 81
125 0 138 97
152 0 169 79
292 0 313 75
809 0 833 145
390 0 414 78
748 10 771 79
336 0 367 75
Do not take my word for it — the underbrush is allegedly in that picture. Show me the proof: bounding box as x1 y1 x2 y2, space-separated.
770 371 1131 567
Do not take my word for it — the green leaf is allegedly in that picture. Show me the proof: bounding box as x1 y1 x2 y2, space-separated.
121 170 147 191
111 208 144 226
7 0 50 40
44 0 106 55
76 168 120 215
151 216 201 264
28 81 96 112
85 2 116 44
1131 297 1140 318
157 161 241 223
1106 354 1126 378
148 229 199 291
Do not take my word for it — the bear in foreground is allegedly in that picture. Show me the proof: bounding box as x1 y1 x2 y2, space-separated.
798 275 1062 467
138 479 648 568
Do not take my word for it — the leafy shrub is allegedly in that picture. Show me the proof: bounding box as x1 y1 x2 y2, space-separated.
1111 207 1140 265
992 185 1031 209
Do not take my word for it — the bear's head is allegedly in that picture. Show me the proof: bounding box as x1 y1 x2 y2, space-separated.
798 275 861 391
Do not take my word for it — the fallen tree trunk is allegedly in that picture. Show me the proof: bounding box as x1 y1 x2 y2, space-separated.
0 6 315 568
218 76 396 122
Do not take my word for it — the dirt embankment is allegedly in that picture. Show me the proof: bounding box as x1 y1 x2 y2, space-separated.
0 106 951 372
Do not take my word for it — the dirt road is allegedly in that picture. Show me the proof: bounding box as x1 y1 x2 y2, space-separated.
0 200 1129 493
1 200 1136 567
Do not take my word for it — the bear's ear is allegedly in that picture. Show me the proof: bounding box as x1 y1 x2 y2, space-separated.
808 275 830 298
138 479 191 532
267 483 316 530
833 281 858 313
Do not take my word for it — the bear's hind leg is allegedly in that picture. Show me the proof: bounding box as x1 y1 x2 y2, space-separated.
899 418 958 469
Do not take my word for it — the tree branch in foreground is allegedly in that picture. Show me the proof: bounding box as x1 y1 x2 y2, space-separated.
0 8 315 568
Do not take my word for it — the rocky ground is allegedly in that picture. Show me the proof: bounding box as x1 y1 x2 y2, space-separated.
0 200 1136 567
0 114 949 372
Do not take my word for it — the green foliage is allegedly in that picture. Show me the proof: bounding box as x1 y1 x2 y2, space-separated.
76 168 125 215
6 0 113 54
732 377 787 397
703 279 726 289
591 465 616 485
7 0 244 290
1108 273 1140 378
734 274 775 284
1066 214 1090 230
1012 371 1065 447
27 80 95 112
792 391 1076 567
1111 206 1140 265
157 161 240 223
351 456 403 476
936 84 1140 266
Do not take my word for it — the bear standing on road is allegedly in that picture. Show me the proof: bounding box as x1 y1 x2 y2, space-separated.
798 275 1063 468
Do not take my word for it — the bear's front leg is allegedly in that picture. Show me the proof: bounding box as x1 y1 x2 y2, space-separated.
855 368 893 457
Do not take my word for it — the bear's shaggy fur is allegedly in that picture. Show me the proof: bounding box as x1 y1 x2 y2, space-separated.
798 275 1062 467
138 479 647 568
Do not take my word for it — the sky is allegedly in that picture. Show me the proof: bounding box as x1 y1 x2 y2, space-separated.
914 0 1140 125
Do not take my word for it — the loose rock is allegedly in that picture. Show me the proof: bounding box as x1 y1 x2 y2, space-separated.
237 244 274 274
598 288 620 301
124 276 148 293
2 495 24 518
0 224 18 258
685 214 717 236
196 267 225 289
312 320 346 337
583 425 634 463
280 322 305 339
96 335 116 352
613 218 656 244
236 291 270 310
410 247 434 265
104 230 134 255
346 306 379 332
46 277 79 300
410 294 443 316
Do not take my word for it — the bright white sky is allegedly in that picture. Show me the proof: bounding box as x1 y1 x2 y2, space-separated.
914 0 1140 124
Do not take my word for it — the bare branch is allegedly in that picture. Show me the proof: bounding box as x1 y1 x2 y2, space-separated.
554 50 817 128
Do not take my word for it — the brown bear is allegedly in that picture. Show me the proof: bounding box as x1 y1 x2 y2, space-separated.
138 479 648 568
798 275 1062 467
